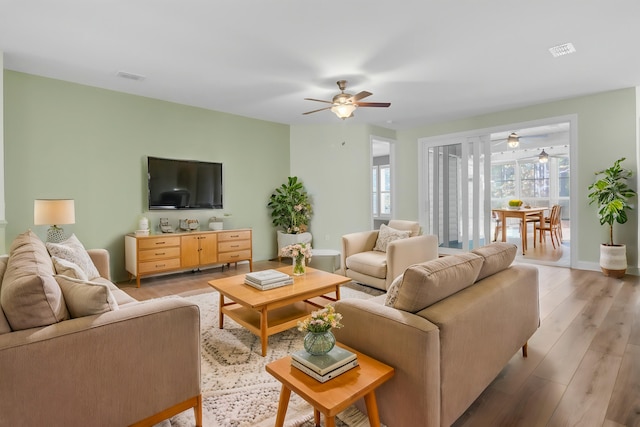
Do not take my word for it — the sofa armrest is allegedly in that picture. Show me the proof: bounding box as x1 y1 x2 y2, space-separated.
87 248 111 280
385 234 439 288
341 230 379 273
0 297 201 426
333 298 441 427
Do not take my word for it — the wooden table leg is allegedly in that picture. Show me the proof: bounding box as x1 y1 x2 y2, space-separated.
521 212 527 255
274 384 291 427
499 212 507 242
335 285 341 301
364 391 382 427
260 307 268 356
218 293 224 328
325 415 336 427
314 409 320 426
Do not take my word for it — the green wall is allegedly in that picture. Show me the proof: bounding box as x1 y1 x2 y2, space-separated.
291 88 638 272
5 69 638 277
4 71 290 281
289 123 396 251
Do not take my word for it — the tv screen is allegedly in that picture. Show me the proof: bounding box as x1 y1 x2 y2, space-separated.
147 156 223 210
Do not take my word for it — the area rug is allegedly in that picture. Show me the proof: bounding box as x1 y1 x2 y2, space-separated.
166 282 384 427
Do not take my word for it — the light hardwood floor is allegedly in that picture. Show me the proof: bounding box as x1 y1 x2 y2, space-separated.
117 261 640 427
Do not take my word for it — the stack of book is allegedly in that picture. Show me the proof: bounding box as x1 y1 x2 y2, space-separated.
244 269 293 290
291 346 359 383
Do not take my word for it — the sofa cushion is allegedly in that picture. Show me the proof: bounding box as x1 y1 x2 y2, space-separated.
51 256 89 281
373 224 411 252
46 234 100 280
471 242 517 281
345 251 387 279
385 253 484 313
54 275 119 318
0 255 11 334
1 230 69 330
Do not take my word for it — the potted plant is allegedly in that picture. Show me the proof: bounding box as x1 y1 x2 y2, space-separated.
268 176 313 256
587 157 637 277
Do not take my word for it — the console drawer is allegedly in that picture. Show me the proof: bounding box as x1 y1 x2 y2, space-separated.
138 236 181 250
218 249 252 264
138 246 181 262
218 230 251 242
218 240 251 252
138 257 181 274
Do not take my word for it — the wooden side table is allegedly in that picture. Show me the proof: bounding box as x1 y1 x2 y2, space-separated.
265 344 394 427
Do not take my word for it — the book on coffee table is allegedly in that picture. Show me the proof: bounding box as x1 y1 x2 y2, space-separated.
291 346 357 376
244 277 293 290
245 269 291 285
291 357 359 383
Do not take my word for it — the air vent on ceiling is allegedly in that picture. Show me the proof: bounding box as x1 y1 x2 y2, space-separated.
548 43 576 58
116 71 146 81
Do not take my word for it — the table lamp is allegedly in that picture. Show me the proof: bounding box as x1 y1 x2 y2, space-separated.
34 199 76 243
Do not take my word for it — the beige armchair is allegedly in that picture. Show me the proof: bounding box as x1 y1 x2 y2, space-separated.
341 220 439 291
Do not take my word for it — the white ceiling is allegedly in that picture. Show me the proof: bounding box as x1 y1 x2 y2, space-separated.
2 1 640 130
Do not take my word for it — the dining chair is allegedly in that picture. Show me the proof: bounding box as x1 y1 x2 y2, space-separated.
535 205 561 248
492 211 502 242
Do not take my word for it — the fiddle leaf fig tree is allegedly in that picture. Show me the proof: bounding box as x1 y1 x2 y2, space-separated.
587 157 637 246
267 176 312 234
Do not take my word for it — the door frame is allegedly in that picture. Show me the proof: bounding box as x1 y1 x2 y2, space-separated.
418 114 578 268
370 135 396 229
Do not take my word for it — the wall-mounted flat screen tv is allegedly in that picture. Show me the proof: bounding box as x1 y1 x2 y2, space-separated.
147 156 223 210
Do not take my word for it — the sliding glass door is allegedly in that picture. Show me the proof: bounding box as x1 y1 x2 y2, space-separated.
420 136 491 252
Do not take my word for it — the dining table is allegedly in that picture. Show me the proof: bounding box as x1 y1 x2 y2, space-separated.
492 207 546 255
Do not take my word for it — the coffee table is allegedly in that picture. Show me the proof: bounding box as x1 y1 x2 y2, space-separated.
208 266 351 356
266 343 395 427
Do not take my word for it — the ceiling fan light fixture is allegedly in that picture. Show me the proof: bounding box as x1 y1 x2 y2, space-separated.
507 132 520 148
331 103 356 119
539 149 549 163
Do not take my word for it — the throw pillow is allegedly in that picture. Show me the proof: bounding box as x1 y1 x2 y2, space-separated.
54 275 119 318
51 256 89 281
46 234 100 280
385 253 484 313
373 224 411 252
471 242 518 281
384 273 405 307
1 230 70 330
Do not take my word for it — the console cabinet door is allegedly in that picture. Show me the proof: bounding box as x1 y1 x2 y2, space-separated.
199 234 218 265
180 235 201 268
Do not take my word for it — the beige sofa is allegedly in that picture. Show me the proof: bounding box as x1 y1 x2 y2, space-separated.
0 231 202 427
341 220 439 291
334 243 539 427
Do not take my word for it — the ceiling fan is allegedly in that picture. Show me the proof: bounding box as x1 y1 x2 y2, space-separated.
303 80 391 119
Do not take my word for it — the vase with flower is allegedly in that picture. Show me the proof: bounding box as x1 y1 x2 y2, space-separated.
297 304 343 355
281 242 312 275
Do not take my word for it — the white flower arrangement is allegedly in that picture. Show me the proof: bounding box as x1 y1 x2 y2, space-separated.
280 243 313 260
297 304 343 333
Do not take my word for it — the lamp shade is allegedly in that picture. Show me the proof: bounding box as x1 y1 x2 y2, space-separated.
538 149 549 163
507 132 519 148
331 103 356 119
34 199 76 225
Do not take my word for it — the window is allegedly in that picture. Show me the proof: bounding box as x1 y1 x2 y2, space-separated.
372 164 391 218
520 161 549 199
491 163 516 201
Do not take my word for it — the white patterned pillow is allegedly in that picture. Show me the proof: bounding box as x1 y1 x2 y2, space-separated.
46 234 100 280
373 224 411 252
51 256 89 281
54 275 119 318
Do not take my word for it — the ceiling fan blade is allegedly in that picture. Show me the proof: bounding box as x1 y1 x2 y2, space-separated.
354 102 391 108
351 91 372 102
302 106 332 115
304 98 333 104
